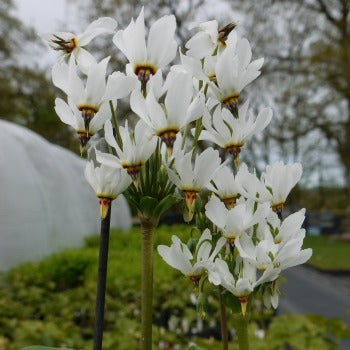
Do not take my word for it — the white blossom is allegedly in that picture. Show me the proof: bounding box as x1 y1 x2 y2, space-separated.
113 8 177 82
157 229 226 284
42 17 117 73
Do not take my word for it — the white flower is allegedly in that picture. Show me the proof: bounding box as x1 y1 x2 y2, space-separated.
205 195 271 243
84 160 131 218
166 135 222 212
237 162 302 212
130 70 204 151
272 209 306 244
42 17 117 73
113 8 177 83
96 119 157 184
206 165 244 208
54 97 111 153
199 101 272 161
208 38 264 111
214 258 280 315
52 57 136 139
262 162 303 211
157 229 226 284
236 214 312 272
185 20 237 59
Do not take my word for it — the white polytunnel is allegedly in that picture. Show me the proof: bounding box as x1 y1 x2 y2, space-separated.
0 120 131 270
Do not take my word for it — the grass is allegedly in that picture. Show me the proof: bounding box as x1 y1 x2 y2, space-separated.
0 225 349 349
304 235 350 271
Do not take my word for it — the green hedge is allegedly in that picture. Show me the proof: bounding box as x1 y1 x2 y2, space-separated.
0 225 348 349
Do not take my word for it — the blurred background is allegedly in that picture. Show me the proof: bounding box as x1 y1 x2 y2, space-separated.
0 0 350 349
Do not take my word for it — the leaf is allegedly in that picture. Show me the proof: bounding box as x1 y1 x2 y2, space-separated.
154 194 181 219
139 196 159 218
222 290 241 313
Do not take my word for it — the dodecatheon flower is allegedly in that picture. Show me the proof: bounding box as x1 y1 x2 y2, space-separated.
113 8 177 87
166 135 222 213
84 161 132 218
271 209 306 245
262 162 303 214
52 57 136 137
214 258 280 315
41 17 117 73
205 195 271 244
54 97 112 154
206 165 244 208
130 70 204 153
157 229 226 286
185 20 237 59
96 119 157 187
236 218 312 272
199 101 272 165
237 162 302 215
208 38 264 113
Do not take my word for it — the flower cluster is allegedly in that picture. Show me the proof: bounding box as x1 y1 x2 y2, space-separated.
44 7 311 322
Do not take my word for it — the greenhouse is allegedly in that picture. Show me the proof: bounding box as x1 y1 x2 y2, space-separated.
0 120 131 270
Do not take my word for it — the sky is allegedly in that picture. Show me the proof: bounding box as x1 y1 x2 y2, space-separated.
14 0 81 65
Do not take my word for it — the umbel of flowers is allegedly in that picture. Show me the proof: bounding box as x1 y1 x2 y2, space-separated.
42 8 311 350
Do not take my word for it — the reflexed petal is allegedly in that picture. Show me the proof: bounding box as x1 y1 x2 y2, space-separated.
95 150 121 168
237 38 252 71
104 72 137 100
86 57 110 105
52 62 69 94
186 31 215 58
166 71 193 126
147 15 177 68
54 98 76 127
205 195 228 229
74 47 97 74
104 120 120 151
78 17 117 46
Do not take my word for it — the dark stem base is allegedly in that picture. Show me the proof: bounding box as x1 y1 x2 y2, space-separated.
93 205 111 350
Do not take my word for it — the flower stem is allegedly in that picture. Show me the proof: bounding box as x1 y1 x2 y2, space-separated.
218 286 229 350
93 204 111 350
140 217 157 350
233 312 250 350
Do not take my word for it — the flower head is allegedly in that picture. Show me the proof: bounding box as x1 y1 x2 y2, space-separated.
96 119 157 185
166 135 222 212
214 258 280 315
186 20 237 59
157 229 226 285
85 160 131 218
130 70 204 152
205 195 271 244
237 162 302 213
199 101 272 163
113 8 177 84
42 17 117 73
52 57 136 151
209 38 264 111
206 165 244 208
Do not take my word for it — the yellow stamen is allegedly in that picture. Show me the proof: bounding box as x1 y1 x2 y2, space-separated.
238 296 249 316
157 126 180 154
221 195 238 209
97 195 116 219
221 93 240 107
183 189 200 213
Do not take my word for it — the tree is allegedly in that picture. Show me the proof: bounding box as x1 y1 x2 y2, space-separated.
230 0 350 208
0 0 78 150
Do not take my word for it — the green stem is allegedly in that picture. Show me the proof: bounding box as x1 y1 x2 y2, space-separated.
140 217 157 350
233 312 249 350
218 286 229 350
109 100 123 150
